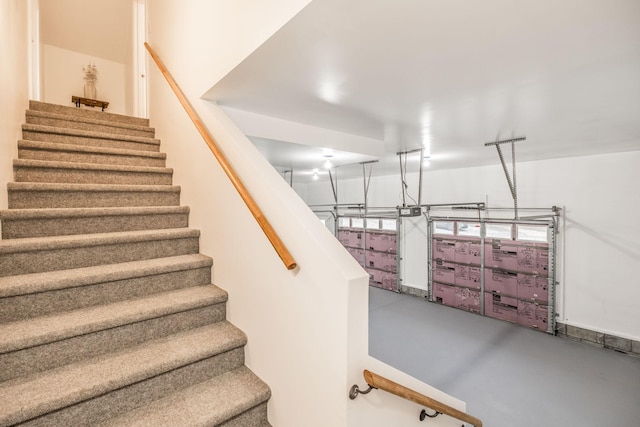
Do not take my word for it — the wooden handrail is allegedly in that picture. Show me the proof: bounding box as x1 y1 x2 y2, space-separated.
362 369 483 427
144 42 297 270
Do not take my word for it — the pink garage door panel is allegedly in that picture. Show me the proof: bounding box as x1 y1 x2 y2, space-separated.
432 282 456 306
455 287 481 313
518 301 549 330
484 268 518 297
365 232 397 253
365 251 397 272
485 241 519 271
432 260 456 285
454 238 481 265
485 240 549 275
517 274 549 302
381 271 398 291
366 250 383 269
455 264 481 289
433 238 456 262
365 268 384 286
346 246 364 264
337 230 350 246
338 230 362 248
516 243 549 276
485 293 518 323
380 252 397 273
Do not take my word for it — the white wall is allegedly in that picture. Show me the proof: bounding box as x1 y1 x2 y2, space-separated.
147 1 466 426
42 44 126 114
0 0 29 210
302 151 640 341
39 0 134 115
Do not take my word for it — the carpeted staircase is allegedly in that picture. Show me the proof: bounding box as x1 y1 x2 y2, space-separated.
0 101 272 426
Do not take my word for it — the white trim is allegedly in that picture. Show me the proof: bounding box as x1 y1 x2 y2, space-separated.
27 0 40 100
132 0 147 118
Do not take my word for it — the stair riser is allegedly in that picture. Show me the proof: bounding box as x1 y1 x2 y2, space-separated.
8 189 181 209
19 348 244 427
19 146 166 167
2 212 189 239
22 130 160 152
14 166 173 186
29 101 149 127
0 237 199 276
0 266 211 322
26 116 154 138
219 403 271 427
0 304 225 382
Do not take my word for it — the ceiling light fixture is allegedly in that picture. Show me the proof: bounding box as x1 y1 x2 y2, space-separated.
324 159 332 169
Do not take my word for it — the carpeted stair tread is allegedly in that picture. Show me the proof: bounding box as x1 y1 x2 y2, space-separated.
8 182 182 209
8 181 180 193
0 284 227 353
97 366 271 427
13 158 174 185
18 139 167 165
0 321 246 426
0 205 189 222
29 100 149 126
0 227 199 255
26 109 155 138
23 123 161 146
0 253 211 298
14 158 173 175
0 205 190 238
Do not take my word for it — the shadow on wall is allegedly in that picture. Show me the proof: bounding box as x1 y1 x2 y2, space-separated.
564 217 640 263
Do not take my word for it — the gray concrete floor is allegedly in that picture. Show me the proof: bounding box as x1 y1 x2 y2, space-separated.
368 286 640 427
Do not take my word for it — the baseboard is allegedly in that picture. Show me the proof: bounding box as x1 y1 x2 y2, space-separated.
398 284 429 298
555 323 640 358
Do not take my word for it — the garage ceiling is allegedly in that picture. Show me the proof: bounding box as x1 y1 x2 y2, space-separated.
204 0 640 182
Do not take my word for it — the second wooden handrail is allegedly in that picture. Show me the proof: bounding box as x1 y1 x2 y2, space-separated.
353 369 483 427
144 42 297 270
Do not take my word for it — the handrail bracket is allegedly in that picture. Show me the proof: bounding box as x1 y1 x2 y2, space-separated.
349 383 376 400
419 408 442 421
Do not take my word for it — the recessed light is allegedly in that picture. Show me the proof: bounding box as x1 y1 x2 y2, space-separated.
322 148 334 158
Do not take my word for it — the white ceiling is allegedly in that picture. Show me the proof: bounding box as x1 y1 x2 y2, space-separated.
204 0 640 182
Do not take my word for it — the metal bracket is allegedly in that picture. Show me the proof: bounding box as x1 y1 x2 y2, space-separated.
397 148 425 207
419 408 442 421
282 169 293 187
484 136 525 220
349 384 376 400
